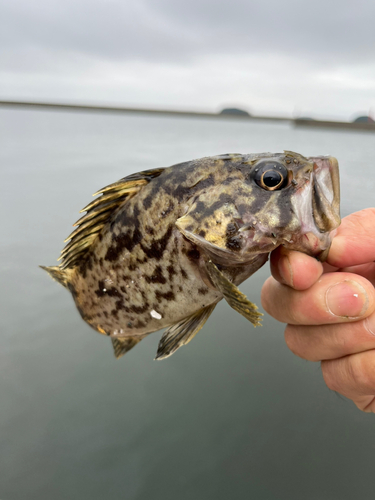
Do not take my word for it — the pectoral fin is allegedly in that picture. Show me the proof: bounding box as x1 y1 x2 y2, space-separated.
111 336 142 359
205 259 263 327
155 303 217 360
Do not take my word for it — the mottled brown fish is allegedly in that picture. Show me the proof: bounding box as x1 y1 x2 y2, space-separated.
41 151 340 360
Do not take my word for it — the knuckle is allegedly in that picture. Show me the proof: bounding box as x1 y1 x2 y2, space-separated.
331 325 355 355
284 325 319 361
260 278 273 314
284 325 301 356
322 354 375 396
365 397 375 413
286 304 300 325
354 397 375 413
321 360 340 392
348 354 375 393
261 279 289 321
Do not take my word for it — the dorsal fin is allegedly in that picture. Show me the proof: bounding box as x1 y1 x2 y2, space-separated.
58 167 165 270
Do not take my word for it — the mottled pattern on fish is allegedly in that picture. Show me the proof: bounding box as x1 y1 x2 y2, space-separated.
41 151 340 360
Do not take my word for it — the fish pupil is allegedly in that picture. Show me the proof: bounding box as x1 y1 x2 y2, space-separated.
262 170 282 187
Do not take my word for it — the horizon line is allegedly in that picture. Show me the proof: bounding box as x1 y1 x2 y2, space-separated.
0 99 374 132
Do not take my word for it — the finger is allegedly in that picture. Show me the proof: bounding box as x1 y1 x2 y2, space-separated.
284 311 375 361
322 262 339 274
270 246 323 290
321 350 375 412
339 262 375 287
261 272 375 325
327 208 375 268
354 396 375 413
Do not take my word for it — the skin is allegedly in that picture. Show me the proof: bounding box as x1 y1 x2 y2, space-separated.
261 208 375 413
43 151 340 360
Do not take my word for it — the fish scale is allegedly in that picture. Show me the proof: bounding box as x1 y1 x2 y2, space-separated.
41 151 340 360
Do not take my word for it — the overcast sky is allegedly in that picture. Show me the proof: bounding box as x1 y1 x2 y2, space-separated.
1 0 374 120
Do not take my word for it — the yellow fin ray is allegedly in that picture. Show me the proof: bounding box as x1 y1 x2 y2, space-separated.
205 260 263 327
58 167 165 270
155 303 217 360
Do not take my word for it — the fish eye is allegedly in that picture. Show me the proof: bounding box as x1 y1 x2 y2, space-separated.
254 162 288 191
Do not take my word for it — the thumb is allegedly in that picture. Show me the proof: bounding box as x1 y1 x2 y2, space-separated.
327 208 375 268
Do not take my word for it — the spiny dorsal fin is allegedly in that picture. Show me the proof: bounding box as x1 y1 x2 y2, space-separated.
205 260 263 326
155 303 217 360
111 336 142 359
58 167 165 270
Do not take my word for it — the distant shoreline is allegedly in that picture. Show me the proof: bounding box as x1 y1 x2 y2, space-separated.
0 99 289 122
294 118 375 132
1 100 374 132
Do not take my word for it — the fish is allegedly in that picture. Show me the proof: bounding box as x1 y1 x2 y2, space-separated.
41 151 340 360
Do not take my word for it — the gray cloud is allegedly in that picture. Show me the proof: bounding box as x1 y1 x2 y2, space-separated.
1 0 375 68
0 0 198 68
152 0 375 64
0 0 374 119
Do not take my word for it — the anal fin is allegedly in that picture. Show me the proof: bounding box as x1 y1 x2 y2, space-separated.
111 337 142 359
205 259 263 327
155 303 217 360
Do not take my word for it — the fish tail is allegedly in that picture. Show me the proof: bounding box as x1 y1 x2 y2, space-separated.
39 265 70 288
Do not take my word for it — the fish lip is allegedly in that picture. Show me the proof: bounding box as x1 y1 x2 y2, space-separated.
326 156 340 220
310 155 341 234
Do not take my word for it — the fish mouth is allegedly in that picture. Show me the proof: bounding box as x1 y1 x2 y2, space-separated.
281 156 341 261
306 156 341 260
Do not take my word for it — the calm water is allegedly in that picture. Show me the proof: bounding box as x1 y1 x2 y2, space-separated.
1 108 374 500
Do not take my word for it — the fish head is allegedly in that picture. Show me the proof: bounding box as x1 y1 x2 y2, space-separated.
238 151 341 260
177 151 340 264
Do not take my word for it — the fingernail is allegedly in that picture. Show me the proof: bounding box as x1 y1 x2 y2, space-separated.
364 313 375 336
325 280 369 318
278 252 293 286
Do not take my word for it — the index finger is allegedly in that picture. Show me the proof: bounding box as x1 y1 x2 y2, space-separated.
261 272 375 325
270 247 324 291
269 208 375 291
327 208 375 268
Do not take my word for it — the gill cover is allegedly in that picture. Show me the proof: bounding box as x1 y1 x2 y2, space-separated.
176 186 245 263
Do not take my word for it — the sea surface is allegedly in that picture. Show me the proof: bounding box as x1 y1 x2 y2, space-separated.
1 108 374 500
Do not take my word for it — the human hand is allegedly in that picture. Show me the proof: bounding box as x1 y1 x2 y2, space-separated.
261 208 375 413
